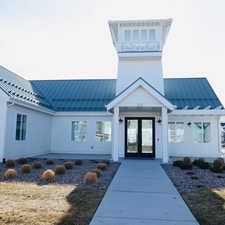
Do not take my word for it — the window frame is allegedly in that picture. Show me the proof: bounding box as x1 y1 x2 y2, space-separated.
193 122 211 143
168 121 185 143
96 121 112 142
15 114 27 141
71 120 87 142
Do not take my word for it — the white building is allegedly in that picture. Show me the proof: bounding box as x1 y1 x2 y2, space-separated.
0 19 225 163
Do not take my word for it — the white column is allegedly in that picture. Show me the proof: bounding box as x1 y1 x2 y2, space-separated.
162 107 168 163
112 107 119 161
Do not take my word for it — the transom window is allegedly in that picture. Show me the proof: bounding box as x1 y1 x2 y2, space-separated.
96 121 112 142
168 122 185 143
16 114 27 141
193 122 211 143
71 121 87 142
124 29 156 42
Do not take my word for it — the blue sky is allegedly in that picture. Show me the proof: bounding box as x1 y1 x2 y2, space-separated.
0 0 225 104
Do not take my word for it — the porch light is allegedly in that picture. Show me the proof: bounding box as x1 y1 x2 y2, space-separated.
157 119 162 124
187 122 192 126
119 118 123 123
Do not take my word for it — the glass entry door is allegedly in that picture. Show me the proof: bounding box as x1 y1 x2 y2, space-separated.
125 117 155 158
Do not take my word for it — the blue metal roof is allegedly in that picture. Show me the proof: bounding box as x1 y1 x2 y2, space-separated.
0 65 222 111
0 66 52 108
31 77 223 111
31 79 116 111
164 78 222 109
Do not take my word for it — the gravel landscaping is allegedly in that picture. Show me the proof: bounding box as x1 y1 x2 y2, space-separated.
162 163 225 193
162 158 225 225
0 158 120 189
0 158 120 225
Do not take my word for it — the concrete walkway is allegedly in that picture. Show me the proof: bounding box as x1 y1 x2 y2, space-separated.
90 160 199 225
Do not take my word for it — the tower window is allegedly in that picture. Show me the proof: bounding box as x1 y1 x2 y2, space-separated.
124 29 156 42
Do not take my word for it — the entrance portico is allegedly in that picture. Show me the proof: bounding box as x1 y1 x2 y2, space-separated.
107 78 174 163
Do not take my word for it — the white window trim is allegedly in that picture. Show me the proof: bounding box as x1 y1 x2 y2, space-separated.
193 122 211 144
168 121 185 143
71 120 88 142
96 121 112 142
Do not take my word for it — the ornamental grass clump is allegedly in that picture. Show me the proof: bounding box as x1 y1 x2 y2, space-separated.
5 160 16 168
41 169 55 182
21 164 32 173
210 159 224 173
92 168 102 177
193 157 209 169
173 160 184 168
4 169 17 179
96 163 107 170
74 159 83 165
18 157 28 164
55 165 66 174
32 162 42 169
46 159 54 165
64 161 74 169
84 172 97 184
180 157 192 170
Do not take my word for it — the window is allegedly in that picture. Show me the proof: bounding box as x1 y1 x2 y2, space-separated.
96 121 112 142
124 30 131 41
133 30 139 41
148 29 156 40
141 30 148 41
193 122 211 143
16 114 27 141
168 122 184 143
71 121 87 142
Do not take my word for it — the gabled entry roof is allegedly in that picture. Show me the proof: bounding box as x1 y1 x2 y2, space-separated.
0 65 223 111
106 77 176 111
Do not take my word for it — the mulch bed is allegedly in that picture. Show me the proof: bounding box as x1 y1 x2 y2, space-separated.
162 164 225 193
1 158 120 189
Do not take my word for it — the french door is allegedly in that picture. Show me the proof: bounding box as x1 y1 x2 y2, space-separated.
125 117 155 158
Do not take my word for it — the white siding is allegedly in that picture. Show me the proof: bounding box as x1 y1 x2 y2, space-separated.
0 92 8 162
168 115 221 158
4 105 52 159
51 115 112 154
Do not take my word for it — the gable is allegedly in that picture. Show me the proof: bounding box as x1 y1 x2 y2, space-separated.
117 86 163 107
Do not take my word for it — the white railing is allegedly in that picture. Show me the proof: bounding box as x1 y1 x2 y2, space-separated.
117 41 161 52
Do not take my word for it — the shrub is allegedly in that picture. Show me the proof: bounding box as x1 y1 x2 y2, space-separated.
217 157 225 165
46 159 54 165
96 163 107 170
83 172 97 184
74 159 82 165
193 157 205 166
4 169 17 179
101 159 110 165
180 157 192 170
41 169 55 182
173 160 184 168
184 157 192 165
18 157 28 164
210 159 224 173
32 162 42 169
21 164 32 173
64 161 74 169
55 165 66 174
191 175 199 180
5 160 16 168
92 168 102 177
193 158 209 169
